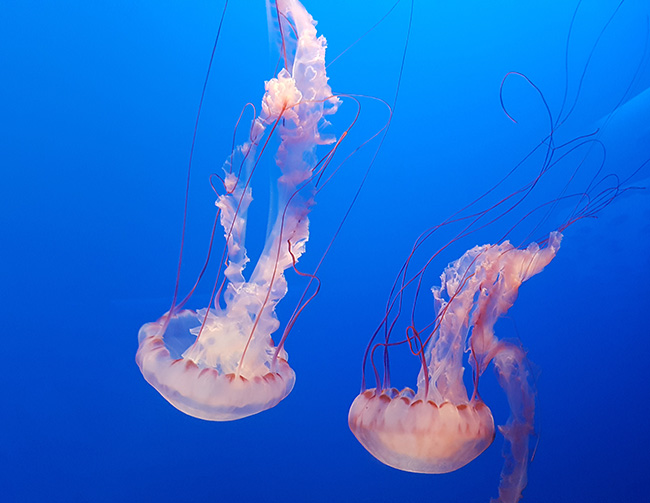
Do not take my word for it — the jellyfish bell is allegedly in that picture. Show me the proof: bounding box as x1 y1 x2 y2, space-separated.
136 0 342 421
136 310 295 421
349 390 495 474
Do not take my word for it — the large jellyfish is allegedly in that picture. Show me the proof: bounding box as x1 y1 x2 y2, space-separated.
136 0 341 421
348 2 648 502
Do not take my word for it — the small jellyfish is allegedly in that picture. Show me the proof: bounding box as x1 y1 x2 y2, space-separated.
349 233 560 487
136 0 341 421
348 2 648 501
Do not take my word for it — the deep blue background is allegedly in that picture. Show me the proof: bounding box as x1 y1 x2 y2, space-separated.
1 1 649 502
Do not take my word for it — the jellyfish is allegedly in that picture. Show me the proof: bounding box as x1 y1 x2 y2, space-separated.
348 2 648 501
347 158 623 502
349 233 560 495
136 0 341 421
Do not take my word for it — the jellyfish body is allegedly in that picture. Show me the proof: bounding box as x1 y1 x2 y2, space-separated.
350 233 561 497
137 310 296 421
136 0 339 421
349 389 495 474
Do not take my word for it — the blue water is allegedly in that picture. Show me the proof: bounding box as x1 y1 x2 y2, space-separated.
2 1 649 502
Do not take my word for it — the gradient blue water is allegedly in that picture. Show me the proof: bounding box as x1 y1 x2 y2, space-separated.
1 1 649 502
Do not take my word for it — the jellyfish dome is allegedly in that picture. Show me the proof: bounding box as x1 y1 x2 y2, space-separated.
136 0 340 421
349 389 495 474
136 310 296 421
350 233 561 485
